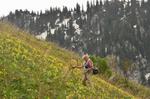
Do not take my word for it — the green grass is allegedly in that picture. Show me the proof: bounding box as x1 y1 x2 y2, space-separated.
0 21 142 99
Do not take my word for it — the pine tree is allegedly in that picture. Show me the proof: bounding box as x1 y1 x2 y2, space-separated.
76 3 81 16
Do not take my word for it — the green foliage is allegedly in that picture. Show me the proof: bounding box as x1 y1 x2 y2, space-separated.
90 55 112 78
0 35 64 98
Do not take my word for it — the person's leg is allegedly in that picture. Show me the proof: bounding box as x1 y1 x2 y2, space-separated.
82 73 87 86
86 72 92 86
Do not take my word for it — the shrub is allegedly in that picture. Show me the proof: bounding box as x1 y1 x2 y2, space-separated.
90 55 112 78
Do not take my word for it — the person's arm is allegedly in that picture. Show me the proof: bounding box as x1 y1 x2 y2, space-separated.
72 65 82 69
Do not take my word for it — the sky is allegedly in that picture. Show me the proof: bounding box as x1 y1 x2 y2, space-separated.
0 0 93 17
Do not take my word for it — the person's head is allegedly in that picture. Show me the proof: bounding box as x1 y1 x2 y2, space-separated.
82 54 89 61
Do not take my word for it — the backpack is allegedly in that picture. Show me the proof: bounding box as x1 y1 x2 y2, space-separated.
92 67 99 75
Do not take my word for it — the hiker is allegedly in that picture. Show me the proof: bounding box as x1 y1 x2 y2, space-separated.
73 54 93 86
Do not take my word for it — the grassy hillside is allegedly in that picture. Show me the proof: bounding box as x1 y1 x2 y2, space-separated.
0 22 144 99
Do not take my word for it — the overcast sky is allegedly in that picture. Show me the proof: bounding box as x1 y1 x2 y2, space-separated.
0 0 94 17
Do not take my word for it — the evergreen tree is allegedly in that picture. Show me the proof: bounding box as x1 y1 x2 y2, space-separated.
76 3 81 16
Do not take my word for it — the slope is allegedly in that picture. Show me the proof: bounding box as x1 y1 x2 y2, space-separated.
0 22 135 99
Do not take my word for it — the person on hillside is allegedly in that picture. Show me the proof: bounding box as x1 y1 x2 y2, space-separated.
73 54 93 86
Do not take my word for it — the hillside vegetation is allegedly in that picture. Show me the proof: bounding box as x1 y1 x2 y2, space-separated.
0 22 148 99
